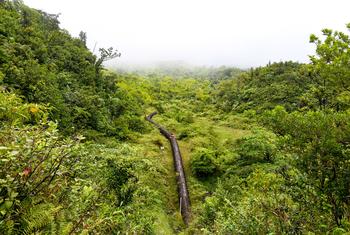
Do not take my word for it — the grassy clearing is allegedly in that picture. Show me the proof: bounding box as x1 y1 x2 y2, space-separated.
140 113 251 233
138 125 184 233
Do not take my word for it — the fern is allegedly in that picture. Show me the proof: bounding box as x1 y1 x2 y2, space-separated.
48 210 73 235
19 203 61 235
0 219 15 235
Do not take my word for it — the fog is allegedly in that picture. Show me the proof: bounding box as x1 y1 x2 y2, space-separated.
24 0 350 68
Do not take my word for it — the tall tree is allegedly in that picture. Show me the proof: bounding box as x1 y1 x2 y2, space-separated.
79 31 87 47
309 23 350 110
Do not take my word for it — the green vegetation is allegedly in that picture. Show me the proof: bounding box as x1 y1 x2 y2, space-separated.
1 0 350 234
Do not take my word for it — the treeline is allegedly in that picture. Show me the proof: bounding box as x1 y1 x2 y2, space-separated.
0 1 218 233
1 0 350 234
191 27 350 233
113 61 243 81
214 61 309 112
0 0 145 139
0 1 166 234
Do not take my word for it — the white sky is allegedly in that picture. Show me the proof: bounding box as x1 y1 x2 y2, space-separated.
24 0 350 68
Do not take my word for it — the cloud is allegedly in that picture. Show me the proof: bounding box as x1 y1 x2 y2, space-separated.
24 0 350 67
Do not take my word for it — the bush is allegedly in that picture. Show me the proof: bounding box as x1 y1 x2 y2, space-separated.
190 148 217 178
236 129 277 165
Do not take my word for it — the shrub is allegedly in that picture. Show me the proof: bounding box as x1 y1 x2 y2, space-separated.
236 129 277 165
190 148 217 178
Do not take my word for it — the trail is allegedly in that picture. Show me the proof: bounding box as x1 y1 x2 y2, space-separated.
146 112 191 226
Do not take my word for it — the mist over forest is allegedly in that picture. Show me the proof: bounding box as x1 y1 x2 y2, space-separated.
1 0 350 234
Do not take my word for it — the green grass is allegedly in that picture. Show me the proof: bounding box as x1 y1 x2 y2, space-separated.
139 113 251 233
137 126 185 233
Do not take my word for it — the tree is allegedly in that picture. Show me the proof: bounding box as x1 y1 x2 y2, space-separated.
309 23 350 111
95 47 121 73
262 106 350 227
78 31 87 47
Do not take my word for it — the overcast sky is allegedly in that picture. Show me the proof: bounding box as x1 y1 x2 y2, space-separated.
24 0 350 68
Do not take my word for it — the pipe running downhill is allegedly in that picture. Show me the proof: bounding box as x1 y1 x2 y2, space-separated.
146 112 191 226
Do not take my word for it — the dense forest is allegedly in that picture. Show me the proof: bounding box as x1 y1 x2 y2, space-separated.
1 0 350 234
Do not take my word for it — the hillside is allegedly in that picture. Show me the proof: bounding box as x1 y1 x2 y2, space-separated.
1 1 350 234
